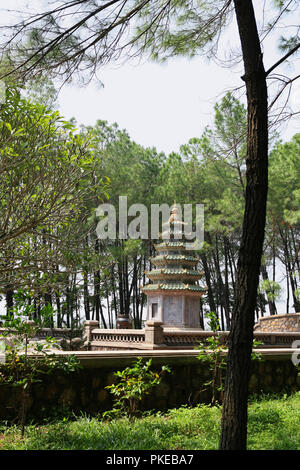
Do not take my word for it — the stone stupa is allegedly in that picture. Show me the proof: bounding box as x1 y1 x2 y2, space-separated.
142 201 206 328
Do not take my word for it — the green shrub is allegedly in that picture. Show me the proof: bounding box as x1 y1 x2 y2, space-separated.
0 314 81 436
104 357 171 419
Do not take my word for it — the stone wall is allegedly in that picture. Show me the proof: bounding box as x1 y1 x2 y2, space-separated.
254 313 300 332
0 352 299 421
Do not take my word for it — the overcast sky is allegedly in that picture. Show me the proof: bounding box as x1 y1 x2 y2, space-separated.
57 57 243 155
2 1 299 154
57 53 299 156
51 2 299 155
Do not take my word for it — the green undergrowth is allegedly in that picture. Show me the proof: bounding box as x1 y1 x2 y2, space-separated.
0 392 299 450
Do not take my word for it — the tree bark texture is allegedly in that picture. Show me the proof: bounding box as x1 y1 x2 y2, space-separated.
220 0 268 450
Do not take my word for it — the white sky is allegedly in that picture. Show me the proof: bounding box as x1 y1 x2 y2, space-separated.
56 53 299 156
52 1 299 155
57 58 243 155
2 1 299 154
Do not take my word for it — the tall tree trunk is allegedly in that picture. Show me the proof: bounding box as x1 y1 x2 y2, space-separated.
117 253 125 316
286 268 290 313
112 268 118 322
225 237 236 297
200 253 217 315
83 270 90 321
272 242 276 283
212 234 231 329
282 231 300 312
287 231 300 312
94 270 100 322
83 236 90 321
220 305 225 331
105 293 111 328
94 239 107 328
224 236 231 328
55 291 62 327
5 286 14 317
261 264 277 315
124 256 130 317
220 0 268 450
290 227 300 273
65 286 70 328
199 297 204 329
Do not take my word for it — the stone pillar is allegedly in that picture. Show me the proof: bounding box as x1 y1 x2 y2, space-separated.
84 320 99 345
145 320 165 347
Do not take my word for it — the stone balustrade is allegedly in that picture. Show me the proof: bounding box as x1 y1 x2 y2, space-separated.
1 317 300 352
91 328 145 347
163 329 227 347
85 320 300 351
35 328 76 339
0 324 83 352
0 325 81 339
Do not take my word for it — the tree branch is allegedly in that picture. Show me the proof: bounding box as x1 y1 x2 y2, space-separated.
265 42 300 77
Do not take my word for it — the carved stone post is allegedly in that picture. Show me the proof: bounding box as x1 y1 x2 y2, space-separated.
144 320 164 348
84 320 99 347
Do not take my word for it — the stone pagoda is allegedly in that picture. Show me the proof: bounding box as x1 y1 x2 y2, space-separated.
142 202 206 328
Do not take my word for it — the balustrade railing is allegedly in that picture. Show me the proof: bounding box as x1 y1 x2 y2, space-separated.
1 322 299 352
91 329 145 343
0 326 76 339
86 323 300 350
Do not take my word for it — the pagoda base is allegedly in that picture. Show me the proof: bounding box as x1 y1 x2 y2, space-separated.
146 292 203 329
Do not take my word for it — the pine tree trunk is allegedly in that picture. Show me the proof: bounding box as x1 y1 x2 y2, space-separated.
5 286 14 316
261 264 277 315
212 234 231 329
220 0 268 450
83 270 90 321
200 252 217 315
118 258 125 316
287 232 300 312
282 231 300 312
55 291 62 327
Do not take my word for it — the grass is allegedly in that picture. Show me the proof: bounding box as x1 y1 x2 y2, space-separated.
0 392 299 450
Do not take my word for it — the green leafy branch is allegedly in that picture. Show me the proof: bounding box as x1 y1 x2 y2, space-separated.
104 357 171 419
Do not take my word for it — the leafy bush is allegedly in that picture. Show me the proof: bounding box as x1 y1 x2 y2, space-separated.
104 357 171 419
0 314 81 436
196 311 263 404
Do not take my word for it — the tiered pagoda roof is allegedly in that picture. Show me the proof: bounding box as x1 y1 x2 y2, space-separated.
142 201 206 294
